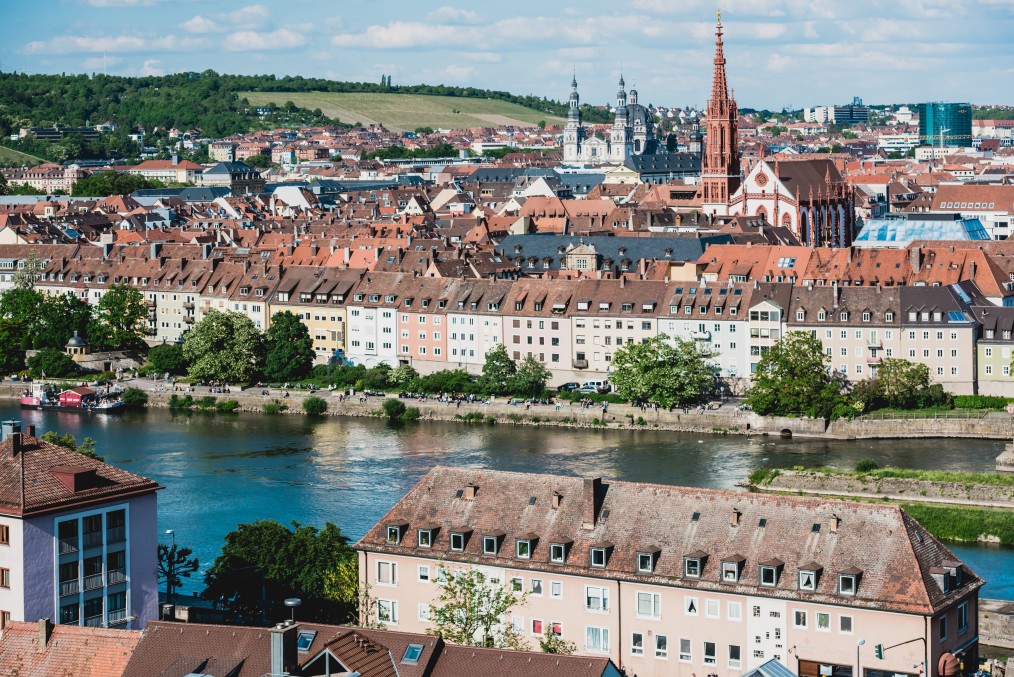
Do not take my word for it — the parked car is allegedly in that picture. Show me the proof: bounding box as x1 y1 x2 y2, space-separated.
579 380 611 394
557 382 580 393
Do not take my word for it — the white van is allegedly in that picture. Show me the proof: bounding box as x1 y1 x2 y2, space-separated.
579 380 609 393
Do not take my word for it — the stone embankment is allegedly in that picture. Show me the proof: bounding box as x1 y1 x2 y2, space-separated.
754 469 1014 510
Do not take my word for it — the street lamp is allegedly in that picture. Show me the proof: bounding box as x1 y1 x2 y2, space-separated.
284 597 302 622
857 639 866 677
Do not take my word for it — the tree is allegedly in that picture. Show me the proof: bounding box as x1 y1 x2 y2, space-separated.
746 331 845 418
36 293 91 350
322 559 384 628
203 520 356 623
40 431 103 461
244 154 271 168
88 285 148 350
0 320 25 374
511 355 551 398
183 310 265 383
302 396 328 416
158 541 200 606
478 344 516 396
0 288 45 349
391 364 419 387
147 342 188 375
71 171 163 197
263 311 314 382
427 565 529 650
27 347 78 378
540 628 576 654
609 335 717 408
382 398 407 420
11 252 44 290
875 358 931 408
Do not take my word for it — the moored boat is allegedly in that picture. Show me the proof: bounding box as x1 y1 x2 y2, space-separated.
20 384 125 413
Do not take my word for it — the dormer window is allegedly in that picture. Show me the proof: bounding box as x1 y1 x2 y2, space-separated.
549 542 571 564
482 531 504 556
684 551 707 578
638 548 660 573
838 568 862 596
759 559 783 587
386 521 408 545
590 544 612 568
449 530 469 552
516 534 538 559
721 556 744 583
417 527 435 548
798 563 822 592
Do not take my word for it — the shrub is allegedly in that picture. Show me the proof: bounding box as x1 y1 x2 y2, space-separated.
303 396 328 416
505 413 523 423
382 398 407 420
854 457 880 473
147 342 188 375
262 400 288 414
401 407 421 421
27 348 78 378
120 387 148 407
216 399 239 413
195 396 217 409
168 394 194 409
636 416 647 426
953 394 1010 410
93 370 116 382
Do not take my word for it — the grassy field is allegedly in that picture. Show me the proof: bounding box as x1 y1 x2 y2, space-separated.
239 92 565 132
0 145 44 166
901 503 1014 544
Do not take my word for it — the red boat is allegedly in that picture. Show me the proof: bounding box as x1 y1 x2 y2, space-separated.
20 384 125 413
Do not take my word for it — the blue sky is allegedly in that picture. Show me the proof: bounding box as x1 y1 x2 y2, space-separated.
2 0 1012 110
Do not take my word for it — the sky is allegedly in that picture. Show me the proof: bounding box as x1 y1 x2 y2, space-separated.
2 0 1013 111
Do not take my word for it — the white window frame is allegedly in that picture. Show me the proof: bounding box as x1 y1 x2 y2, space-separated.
684 596 699 616
635 591 661 619
590 547 607 567
798 569 817 591
584 626 610 653
417 565 430 583
549 543 566 563
449 532 465 551
838 574 857 596
385 526 401 544
793 609 808 629
418 529 432 548
817 611 831 632
704 640 717 665
637 552 654 572
678 636 690 662
729 644 742 669
482 536 498 555
516 539 532 559
839 615 853 634
377 599 398 624
418 603 430 621
585 585 610 612
728 602 742 621
631 632 644 656
721 561 739 583
376 561 397 586
550 581 563 599
684 557 701 578
760 566 778 587
706 598 720 619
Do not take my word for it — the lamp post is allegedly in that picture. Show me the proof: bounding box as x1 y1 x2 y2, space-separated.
164 529 175 607
284 597 302 622
857 639 866 677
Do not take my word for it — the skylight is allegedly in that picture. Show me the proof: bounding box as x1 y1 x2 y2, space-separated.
296 630 317 652
402 643 424 664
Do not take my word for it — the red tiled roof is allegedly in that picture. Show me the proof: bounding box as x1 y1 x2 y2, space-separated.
0 621 141 677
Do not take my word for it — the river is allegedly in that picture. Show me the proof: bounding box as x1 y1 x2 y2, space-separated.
4 404 1013 599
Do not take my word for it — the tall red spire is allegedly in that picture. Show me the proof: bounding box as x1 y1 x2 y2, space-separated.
701 9 741 212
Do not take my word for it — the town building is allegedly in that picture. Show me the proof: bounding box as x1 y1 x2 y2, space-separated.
0 423 161 631
918 103 973 149
196 162 265 195
356 467 980 677
123 157 203 184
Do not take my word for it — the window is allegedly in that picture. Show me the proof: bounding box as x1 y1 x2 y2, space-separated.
0 525 8 545
678 637 691 661
530 579 543 596
449 532 465 551
482 536 498 555
550 581 562 598
418 604 430 621
637 552 654 572
728 602 742 621
722 561 740 582
704 641 717 665
532 619 543 635
0 568 9 588
378 599 398 624
817 612 831 631
516 539 532 559
840 615 853 634
685 596 698 616
798 569 817 591
632 632 644 656
794 610 808 628
636 591 661 618
385 526 401 544
958 602 968 633
760 566 778 586
585 626 610 653
729 644 742 669
377 561 397 585
590 547 607 567
685 557 701 577
585 586 610 612
418 565 430 582
939 615 947 640
511 577 523 592
706 599 720 618
550 543 566 563
418 529 433 548
403 644 424 664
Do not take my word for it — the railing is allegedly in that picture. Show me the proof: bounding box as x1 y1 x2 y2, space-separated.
59 579 80 597
183 302 194 309
83 615 103 627
58 537 79 555
83 573 104 591
691 331 712 341
82 531 103 549
107 526 126 543
867 339 883 348
856 410 989 421
184 315 194 323
572 359 589 369
107 609 127 624
107 569 127 585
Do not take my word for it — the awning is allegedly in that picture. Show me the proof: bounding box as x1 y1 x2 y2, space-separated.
938 653 960 676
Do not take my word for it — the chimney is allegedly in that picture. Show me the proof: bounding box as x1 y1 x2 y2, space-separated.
172 154 179 166
1 420 21 442
619 276 626 288
37 618 52 652
102 242 114 259
150 242 162 260
731 509 741 527
26 424 35 438
552 492 562 510
582 478 603 530
10 433 22 457
463 484 478 500
269 622 299 677
830 514 841 534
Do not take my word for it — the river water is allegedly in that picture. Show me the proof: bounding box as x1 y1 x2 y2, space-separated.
4 404 1012 599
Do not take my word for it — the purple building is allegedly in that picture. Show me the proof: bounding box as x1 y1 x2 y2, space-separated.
0 421 161 631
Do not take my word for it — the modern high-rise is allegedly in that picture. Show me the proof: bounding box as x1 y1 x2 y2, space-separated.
918 103 973 148
0 422 161 631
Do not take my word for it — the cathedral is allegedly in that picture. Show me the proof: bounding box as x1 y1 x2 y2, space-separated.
563 75 656 164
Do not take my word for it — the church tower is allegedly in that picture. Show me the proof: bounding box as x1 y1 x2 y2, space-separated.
701 12 740 214
563 73 584 163
610 75 630 162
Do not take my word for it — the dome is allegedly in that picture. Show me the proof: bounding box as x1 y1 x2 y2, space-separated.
66 331 89 348
626 103 653 129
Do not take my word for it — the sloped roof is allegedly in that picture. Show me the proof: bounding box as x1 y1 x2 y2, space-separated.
0 621 141 677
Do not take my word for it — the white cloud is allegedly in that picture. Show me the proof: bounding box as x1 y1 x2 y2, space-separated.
224 28 303 51
426 6 480 24
140 58 164 76
332 22 461 49
22 34 209 55
442 64 476 82
80 55 122 70
180 4 270 34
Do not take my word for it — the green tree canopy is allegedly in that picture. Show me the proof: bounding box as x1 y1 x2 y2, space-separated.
87 284 148 350
203 520 356 623
147 342 188 375
511 354 551 398
609 334 717 408
183 310 265 383
478 344 516 396
71 172 164 197
36 293 91 350
746 331 845 418
427 565 529 650
0 320 25 374
0 288 45 349
263 310 314 382
27 347 78 378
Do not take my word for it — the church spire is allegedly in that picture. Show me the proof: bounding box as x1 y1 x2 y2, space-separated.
701 9 741 213
710 10 729 105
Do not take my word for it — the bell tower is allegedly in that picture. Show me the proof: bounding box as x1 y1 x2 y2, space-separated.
701 11 740 214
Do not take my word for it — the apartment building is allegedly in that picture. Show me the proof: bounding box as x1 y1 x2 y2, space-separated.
444 279 510 372
503 279 576 378
395 277 453 373
0 423 160 631
899 286 978 394
344 273 403 368
971 306 1014 395
356 467 979 677
267 267 362 364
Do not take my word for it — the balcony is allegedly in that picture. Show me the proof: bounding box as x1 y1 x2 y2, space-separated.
107 526 126 543
107 569 127 586
82 531 103 549
867 356 882 365
691 330 712 341
867 339 883 348
59 537 79 555
59 579 80 597
572 359 589 370
184 315 194 323
183 302 195 309
83 573 104 591
83 615 103 628
107 609 127 625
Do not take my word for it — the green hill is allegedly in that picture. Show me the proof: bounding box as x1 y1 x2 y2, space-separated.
240 92 565 132
0 145 44 167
